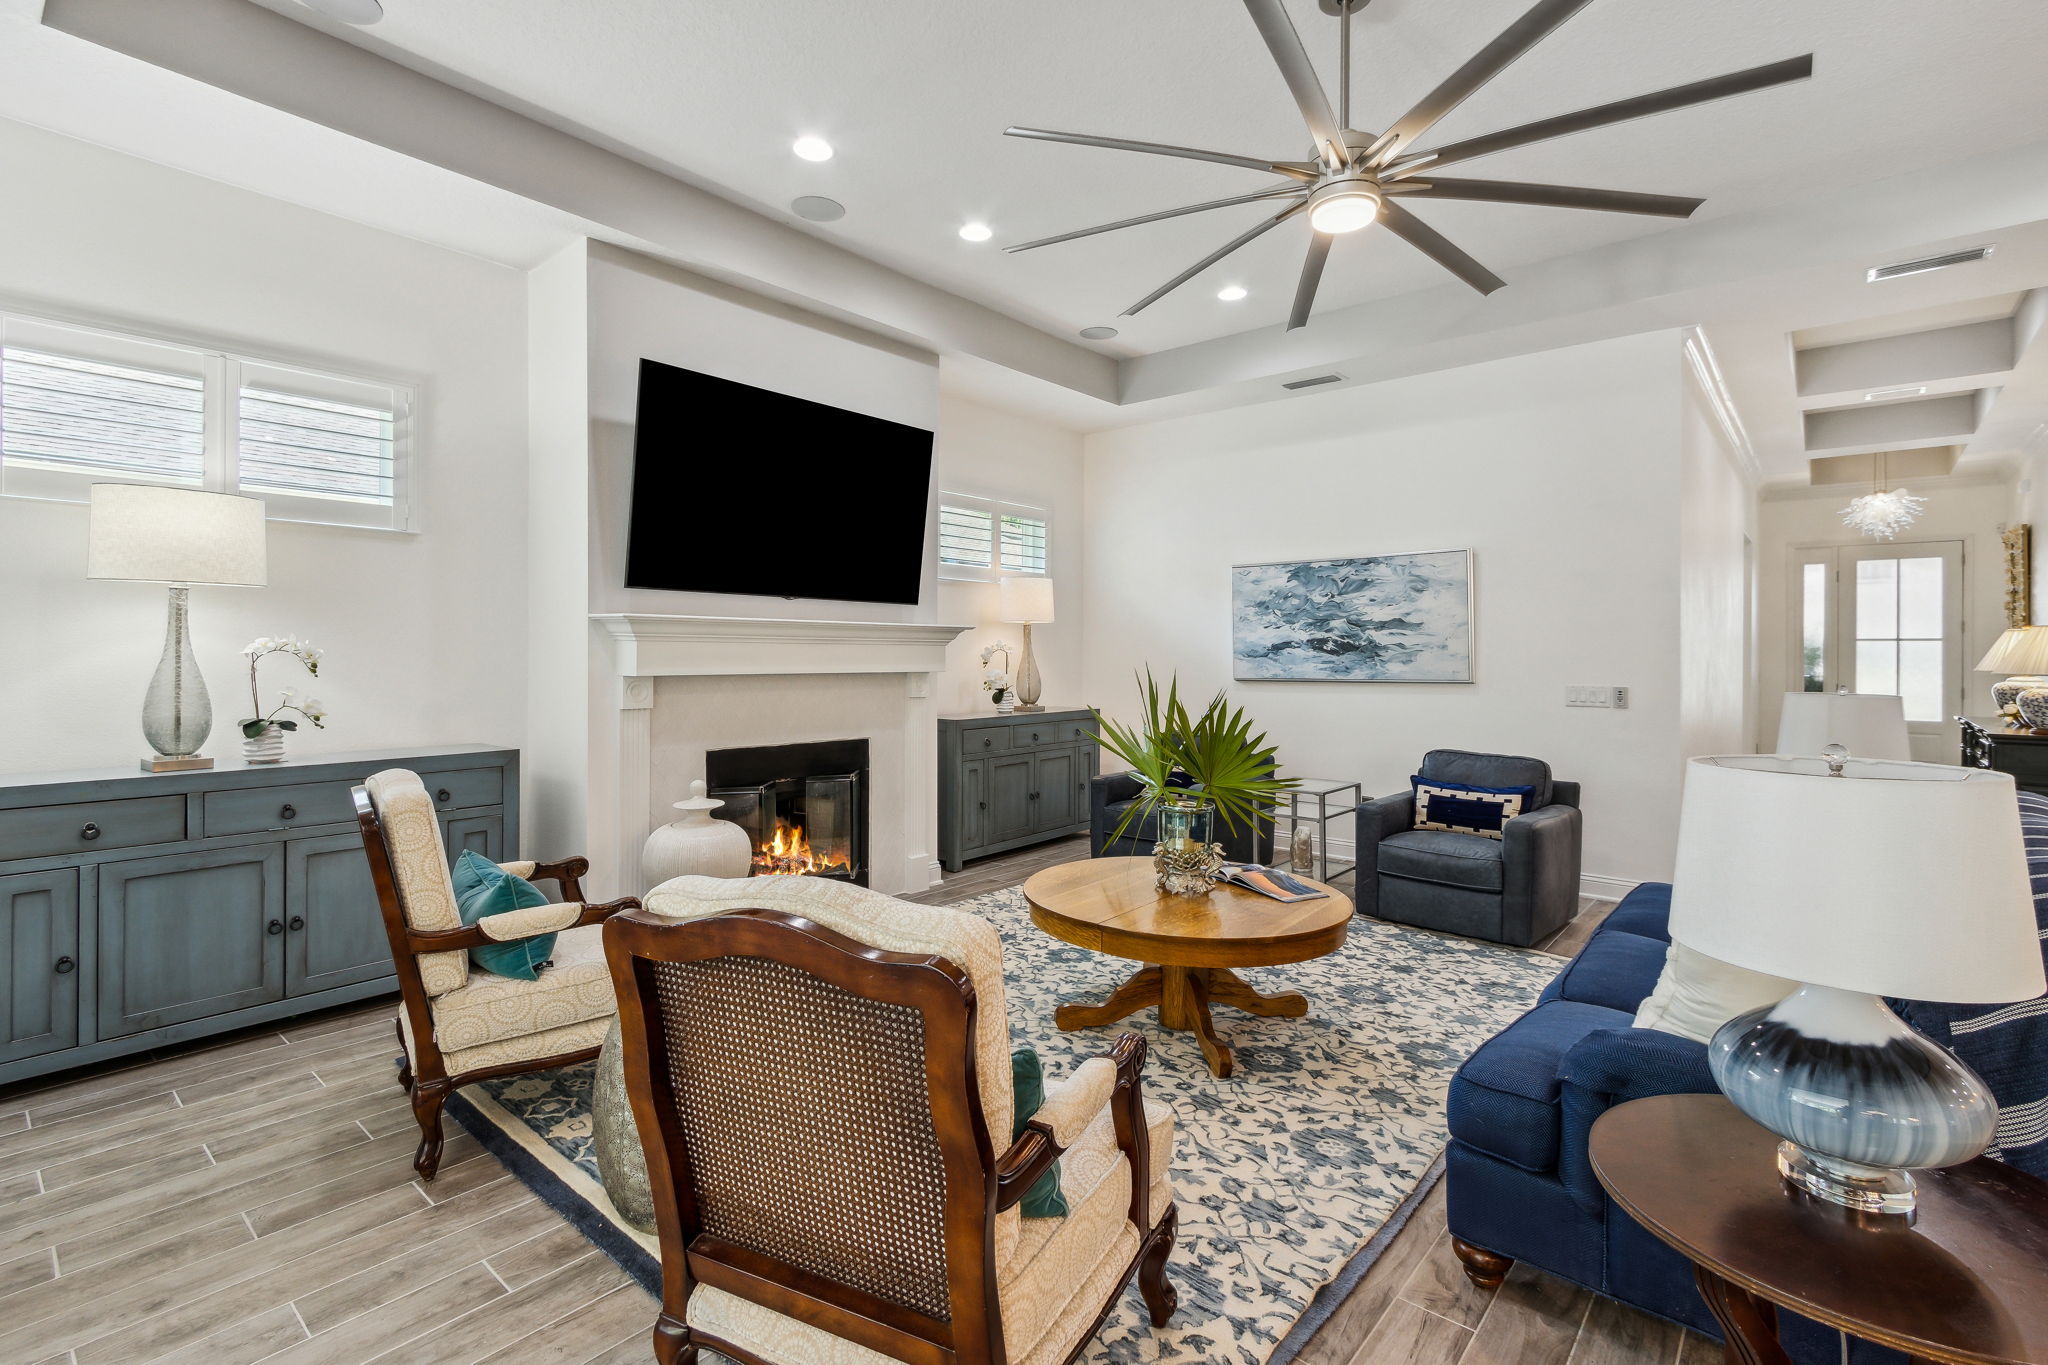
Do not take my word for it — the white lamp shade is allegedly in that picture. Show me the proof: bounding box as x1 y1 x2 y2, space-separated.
1668 755 2045 1003
1976 626 2048 674
998 576 1054 624
87 484 267 586
1774 692 1911 761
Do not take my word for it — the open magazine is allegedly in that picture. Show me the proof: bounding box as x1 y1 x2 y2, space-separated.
1219 863 1330 902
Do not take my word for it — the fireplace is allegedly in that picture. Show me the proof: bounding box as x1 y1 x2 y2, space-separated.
706 738 869 885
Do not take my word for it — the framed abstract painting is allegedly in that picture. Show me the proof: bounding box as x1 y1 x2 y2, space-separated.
1232 549 1474 683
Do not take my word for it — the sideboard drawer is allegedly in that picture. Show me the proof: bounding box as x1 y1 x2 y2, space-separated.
959 726 1012 754
1012 719 1096 750
0 796 186 860
427 768 504 811
204 780 358 836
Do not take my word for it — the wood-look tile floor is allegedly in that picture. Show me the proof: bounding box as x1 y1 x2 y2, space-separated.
0 837 1705 1365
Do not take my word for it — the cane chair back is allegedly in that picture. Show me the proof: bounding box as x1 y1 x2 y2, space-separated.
606 907 1004 1363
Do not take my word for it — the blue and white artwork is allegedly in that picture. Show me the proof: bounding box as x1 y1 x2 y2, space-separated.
1232 550 1474 682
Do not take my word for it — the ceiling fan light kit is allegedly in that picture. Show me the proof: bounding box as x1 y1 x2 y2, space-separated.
1004 0 1814 330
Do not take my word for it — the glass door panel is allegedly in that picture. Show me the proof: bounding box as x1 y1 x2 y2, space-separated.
1838 540 1964 756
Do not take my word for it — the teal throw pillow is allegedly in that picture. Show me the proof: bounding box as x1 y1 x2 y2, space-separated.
451 849 556 981
1010 1048 1069 1219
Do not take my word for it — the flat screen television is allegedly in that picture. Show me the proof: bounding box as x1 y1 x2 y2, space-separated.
624 357 934 605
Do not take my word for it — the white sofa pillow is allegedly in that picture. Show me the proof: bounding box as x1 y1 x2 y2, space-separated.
1633 941 1796 1045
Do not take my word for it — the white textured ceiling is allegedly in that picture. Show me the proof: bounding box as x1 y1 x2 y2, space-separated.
243 0 2048 356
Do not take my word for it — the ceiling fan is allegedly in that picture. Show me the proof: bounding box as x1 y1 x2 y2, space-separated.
1003 0 1814 330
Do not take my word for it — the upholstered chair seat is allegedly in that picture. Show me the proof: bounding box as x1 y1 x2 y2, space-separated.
355 767 640 1178
610 873 1181 1365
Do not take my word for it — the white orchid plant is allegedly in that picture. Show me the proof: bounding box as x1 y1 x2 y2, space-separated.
241 635 329 739
979 639 1015 704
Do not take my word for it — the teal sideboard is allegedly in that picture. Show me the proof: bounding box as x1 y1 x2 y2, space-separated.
0 744 517 1087
937 708 1097 872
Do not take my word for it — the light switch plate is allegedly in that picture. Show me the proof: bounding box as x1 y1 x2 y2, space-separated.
1567 685 1628 709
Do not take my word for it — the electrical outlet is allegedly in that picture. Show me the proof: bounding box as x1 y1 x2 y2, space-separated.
1567 685 1629 709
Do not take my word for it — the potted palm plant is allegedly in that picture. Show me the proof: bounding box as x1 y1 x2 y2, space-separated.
1093 671 1296 893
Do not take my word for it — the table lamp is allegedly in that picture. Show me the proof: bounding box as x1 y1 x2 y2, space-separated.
1773 691 1910 760
1669 754 2043 1216
999 576 1055 713
87 484 268 772
1974 625 2048 717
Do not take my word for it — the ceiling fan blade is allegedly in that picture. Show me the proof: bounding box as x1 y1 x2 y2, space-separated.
1240 0 1347 159
1374 0 1596 160
1401 55 1815 172
1005 126 1317 179
1122 202 1306 316
1005 185 1308 253
1288 233 1333 331
1414 178 1704 218
1380 200 1506 295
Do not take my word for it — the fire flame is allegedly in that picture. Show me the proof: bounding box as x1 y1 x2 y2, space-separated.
753 820 850 877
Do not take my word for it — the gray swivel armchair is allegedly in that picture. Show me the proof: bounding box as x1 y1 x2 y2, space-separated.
1354 749 1581 947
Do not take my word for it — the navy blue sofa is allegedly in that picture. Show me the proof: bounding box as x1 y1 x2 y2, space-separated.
1445 882 1900 1362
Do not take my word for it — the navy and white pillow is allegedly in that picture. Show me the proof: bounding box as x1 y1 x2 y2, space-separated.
1411 776 1536 840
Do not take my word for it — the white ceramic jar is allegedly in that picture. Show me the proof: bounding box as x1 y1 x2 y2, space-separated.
641 780 754 888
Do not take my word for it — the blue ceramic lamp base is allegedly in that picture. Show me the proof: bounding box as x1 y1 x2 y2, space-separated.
1709 983 1996 1218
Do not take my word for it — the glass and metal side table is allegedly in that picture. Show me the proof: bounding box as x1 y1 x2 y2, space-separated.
1285 778 1364 884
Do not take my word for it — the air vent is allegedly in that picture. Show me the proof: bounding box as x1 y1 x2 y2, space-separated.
1863 385 1929 402
1282 373 1345 390
1866 246 1993 282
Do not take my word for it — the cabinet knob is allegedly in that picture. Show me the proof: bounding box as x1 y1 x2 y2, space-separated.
267 919 284 936
53 956 74 975
289 915 306 931
436 787 452 803
1031 732 1040 742
978 800 987 810
79 822 100 841
982 738 993 748
280 804 296 820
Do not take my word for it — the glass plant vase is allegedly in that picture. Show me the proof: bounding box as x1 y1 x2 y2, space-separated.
1153 792 1223 894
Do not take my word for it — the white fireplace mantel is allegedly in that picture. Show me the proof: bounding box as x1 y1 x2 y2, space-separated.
591 613 972 678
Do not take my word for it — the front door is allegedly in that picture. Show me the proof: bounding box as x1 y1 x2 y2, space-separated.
1793 539 1965 762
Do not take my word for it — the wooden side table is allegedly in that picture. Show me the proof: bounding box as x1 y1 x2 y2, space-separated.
1589 1093 2048 1365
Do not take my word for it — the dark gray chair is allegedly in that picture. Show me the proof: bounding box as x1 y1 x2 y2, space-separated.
1354 749 1581 946
1089 772 1275 864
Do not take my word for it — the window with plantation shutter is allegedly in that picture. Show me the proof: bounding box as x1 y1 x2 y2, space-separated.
0 311 414 530
937 491 1050 581
999 512 1048 575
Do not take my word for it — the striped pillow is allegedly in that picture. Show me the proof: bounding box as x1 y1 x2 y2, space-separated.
1892 789 2048 1178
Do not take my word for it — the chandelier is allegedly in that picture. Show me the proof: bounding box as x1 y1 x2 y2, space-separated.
1840 452 1927 540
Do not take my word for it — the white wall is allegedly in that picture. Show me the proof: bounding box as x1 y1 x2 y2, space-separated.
931 388 1086 715
1081 332 1694 890
1757 476 2012 759
0 120 527 775
1679 364 1760 763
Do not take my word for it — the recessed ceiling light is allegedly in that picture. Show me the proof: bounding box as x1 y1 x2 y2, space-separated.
1863 386 1928 402
791 196 845 222
958 222 993 243
1216 285 1249 302
299 0 383 22
1078 326 1119 341
791 136 835 163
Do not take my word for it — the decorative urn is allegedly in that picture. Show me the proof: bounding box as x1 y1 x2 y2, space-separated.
641 780 753 888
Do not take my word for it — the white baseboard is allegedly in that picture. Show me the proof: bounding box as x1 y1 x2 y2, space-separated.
1280 825 1642 904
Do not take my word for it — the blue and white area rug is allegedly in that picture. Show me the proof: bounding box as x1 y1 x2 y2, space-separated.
446 884 1558 1365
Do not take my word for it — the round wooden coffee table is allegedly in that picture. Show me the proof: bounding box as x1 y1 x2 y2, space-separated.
1022 857 1352 1078
1590 1093 2048 1365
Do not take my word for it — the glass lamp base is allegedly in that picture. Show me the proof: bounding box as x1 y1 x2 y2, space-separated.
1776 1140 1917 1217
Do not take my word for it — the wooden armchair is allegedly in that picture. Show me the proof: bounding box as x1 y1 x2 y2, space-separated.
353 768 639 1178
605 874 1179 1365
